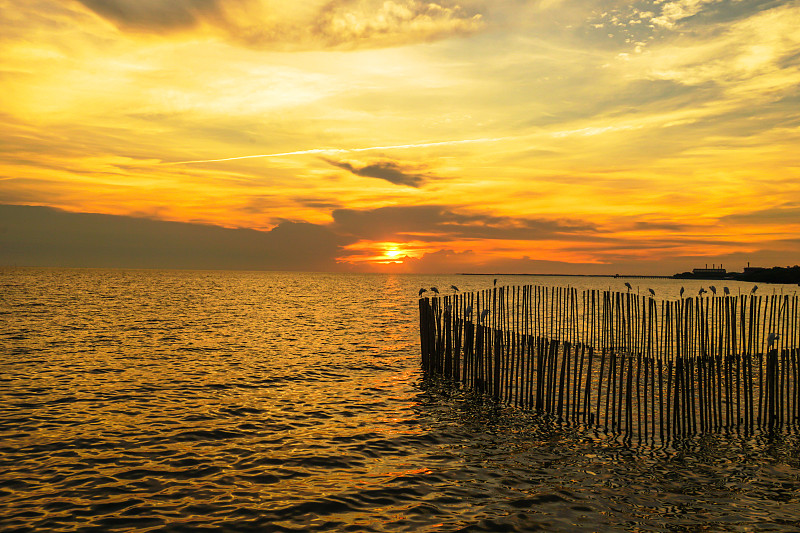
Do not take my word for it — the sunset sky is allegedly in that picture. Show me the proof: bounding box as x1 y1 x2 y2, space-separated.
2 0 799 273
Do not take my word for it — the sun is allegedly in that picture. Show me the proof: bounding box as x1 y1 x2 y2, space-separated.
338 240 426 267
380 243 404 263
383 246 403 260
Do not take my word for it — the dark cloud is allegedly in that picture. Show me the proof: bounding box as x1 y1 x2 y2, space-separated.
331 205 600 241
719 203 800 224
73 0 484 49
632 221 692 231
0 204 351 271
75 0 222 31
6 204 798 274
324 158 431 187
0 203 602 272
293 197 343 209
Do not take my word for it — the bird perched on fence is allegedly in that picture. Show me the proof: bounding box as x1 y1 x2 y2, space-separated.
418 288 427 297
751 285 758 294
480 309 489 322
451 285 459 292
493 278 498 287
680 287 685 298
648 288 655 297
625 282 632 291
768 332 779 349
465 305 472 318
699 287 707 296
724 287 730 296
710 286 717 295
430 286 439 294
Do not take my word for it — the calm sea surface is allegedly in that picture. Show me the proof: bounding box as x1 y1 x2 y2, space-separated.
2 268 799 532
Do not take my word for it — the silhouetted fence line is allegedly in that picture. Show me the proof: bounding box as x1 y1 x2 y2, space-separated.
419 285 800 444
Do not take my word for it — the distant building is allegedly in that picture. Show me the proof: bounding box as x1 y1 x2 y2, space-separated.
743 262 766 274
692 263 726 276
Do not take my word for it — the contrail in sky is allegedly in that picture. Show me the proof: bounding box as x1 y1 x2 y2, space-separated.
166 137 507 165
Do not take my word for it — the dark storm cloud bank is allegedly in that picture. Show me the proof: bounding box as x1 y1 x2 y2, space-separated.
0 204 349 270
324 158 431 188
0 203 603 271
331 205 600 242
5 204 797 274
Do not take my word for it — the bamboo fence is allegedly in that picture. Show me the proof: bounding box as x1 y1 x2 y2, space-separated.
419 285 800 443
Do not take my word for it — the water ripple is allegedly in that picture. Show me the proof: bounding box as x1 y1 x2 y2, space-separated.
2 268 800 531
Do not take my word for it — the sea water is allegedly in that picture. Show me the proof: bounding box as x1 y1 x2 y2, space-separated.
2 268 799 531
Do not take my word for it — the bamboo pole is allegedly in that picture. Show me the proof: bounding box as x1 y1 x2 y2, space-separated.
420 283 799 442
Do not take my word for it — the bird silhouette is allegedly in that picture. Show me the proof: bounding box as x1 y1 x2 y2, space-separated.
430 286 439 294
465 305 473 317
710 285 717 295
451 285 459 292
624 282 632 291
723 287 730 296
418 288 427 297
751 285 758 294
493 278 498 287
768 332 779 349
699 288 707 296
680 287 685 298
480 309 489 322
648 288 655 297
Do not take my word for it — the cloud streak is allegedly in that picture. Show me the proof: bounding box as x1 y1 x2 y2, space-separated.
167 137 508 165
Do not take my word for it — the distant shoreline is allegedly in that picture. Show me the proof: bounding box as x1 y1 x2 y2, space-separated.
458 273 671 279
673 266 800 284
460 266 800 285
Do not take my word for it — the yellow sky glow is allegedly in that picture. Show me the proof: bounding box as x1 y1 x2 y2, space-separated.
1 0 799 273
